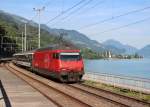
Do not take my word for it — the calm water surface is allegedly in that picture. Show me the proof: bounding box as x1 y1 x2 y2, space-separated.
84 58 150 79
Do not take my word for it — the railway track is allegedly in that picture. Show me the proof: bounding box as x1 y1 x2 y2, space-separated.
69 83 150 107
0 63 4 67
5 64 90 107
5 63 150 107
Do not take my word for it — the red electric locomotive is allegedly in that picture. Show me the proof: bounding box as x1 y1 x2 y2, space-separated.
13 45 84 82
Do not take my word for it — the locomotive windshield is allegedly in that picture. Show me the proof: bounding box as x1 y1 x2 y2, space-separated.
60 52 81 61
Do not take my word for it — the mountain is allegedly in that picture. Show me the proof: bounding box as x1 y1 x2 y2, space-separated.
103 39 138 54
0 10 108 53
1 10 144 58
41 25 133 54
0 10 78 57
41 24 106 52
41 24 141 54
1 10 111 59
138 45 150 58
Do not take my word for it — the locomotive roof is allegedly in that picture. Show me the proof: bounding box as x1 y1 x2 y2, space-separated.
13 50 35 56
36 44 79 52
14 44 79 56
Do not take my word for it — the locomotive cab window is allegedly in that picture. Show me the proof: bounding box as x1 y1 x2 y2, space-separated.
60 53 81 61
53 53 59 59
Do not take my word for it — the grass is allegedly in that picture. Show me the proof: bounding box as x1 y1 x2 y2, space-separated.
83 80 150 102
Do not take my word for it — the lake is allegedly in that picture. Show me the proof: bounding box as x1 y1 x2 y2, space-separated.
84 58 150 79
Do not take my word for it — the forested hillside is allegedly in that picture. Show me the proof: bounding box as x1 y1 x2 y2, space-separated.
0 10 101 58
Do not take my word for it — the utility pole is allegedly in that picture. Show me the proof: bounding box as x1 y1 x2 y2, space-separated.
24 23 27 51
33 7 45 48
22 32 24 52
1 36 3 49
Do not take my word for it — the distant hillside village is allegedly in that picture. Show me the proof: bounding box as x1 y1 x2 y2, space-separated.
82 49 143 59
106 51 143 59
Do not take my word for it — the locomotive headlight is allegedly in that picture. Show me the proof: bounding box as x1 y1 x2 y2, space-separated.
61 68 67 71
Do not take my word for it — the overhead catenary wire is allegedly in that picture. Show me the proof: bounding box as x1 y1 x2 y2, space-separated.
50 0 93 26
79 5 150 30
45 0 86 25
77 0 105 15
20 13 38 33
61 0 64 13
91 17 150 35
61 0 93 20
92 0 105 8
44 0 52 7
27 14 38 24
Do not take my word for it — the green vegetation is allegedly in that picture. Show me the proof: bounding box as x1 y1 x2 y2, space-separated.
0 12 64 57
0 16 19 37
0 12 105 59
83 80 150 102
0 11 144 59
81 48 104 59
0 22 18 57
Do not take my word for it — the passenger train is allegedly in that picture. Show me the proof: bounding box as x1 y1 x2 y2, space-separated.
13 45 84 82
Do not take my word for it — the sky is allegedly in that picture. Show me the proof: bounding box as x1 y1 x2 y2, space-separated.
0 0 150 49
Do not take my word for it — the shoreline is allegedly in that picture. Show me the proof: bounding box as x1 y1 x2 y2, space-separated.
84 57 144 60
83 73 150 94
